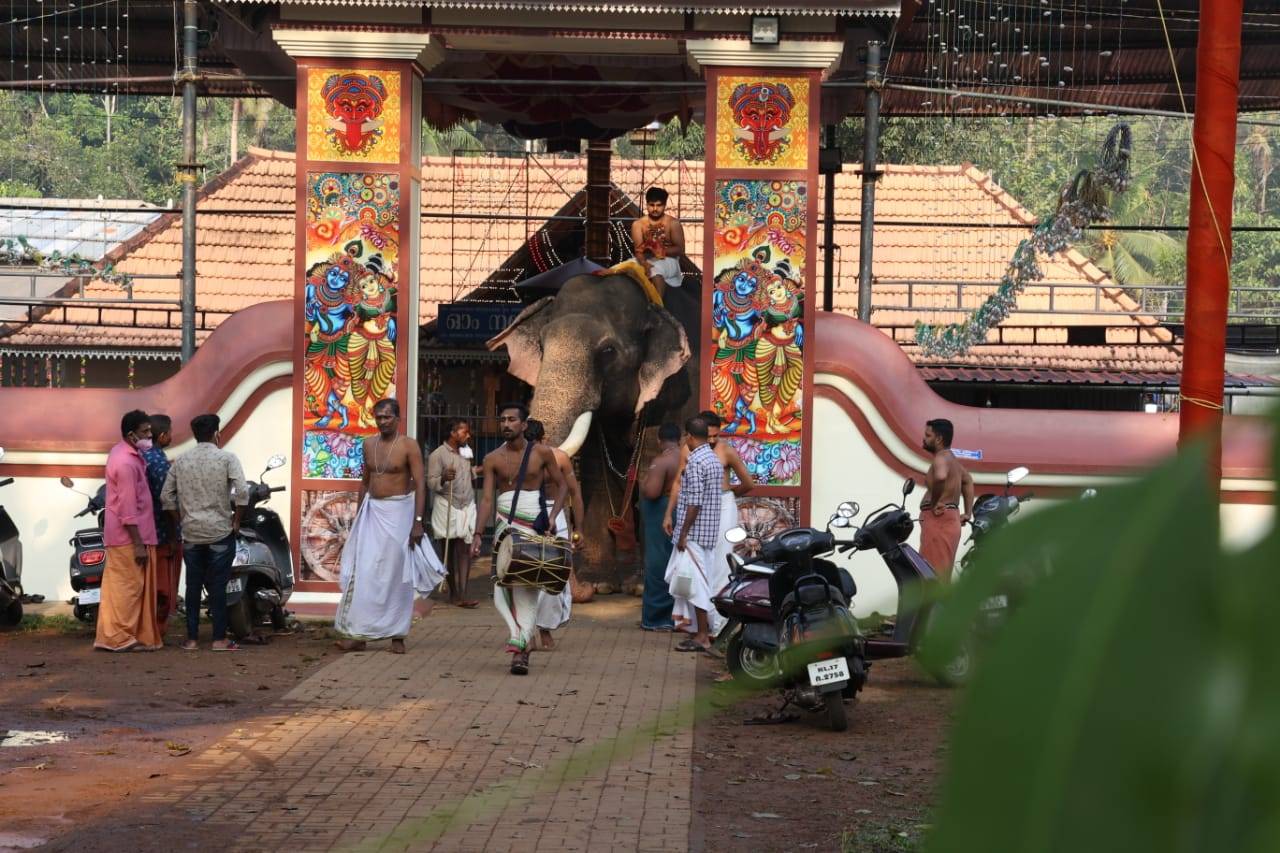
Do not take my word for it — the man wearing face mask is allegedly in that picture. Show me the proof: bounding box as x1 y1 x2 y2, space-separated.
95 410 164 652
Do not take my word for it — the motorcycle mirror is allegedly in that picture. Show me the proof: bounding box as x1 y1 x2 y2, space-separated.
902 478 916 498
266 454 286 471
59 475 76 488
1081 488 1098 500
837 501 858 519
830 517 850 529
724 526 749 545
1007 466 1030 486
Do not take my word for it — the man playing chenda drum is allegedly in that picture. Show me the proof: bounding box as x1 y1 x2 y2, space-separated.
472 402 569 675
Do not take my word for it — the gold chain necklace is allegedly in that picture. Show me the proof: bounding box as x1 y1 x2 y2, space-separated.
371 435 398 476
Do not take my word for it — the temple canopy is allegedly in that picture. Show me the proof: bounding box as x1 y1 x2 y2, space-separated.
4 1 1280 139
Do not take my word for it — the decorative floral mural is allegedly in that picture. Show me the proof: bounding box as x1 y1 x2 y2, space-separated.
710 179 807 487
306 69 401 164
715 75 810 170
301 171 400 480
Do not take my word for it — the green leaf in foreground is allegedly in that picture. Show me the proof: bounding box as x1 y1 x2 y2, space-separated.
925 437 1280 853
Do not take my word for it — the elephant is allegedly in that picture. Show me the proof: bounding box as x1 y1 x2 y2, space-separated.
487 270 695 583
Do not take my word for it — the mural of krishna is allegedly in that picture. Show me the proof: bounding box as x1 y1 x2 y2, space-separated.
710 179 807 487
301 171 401 480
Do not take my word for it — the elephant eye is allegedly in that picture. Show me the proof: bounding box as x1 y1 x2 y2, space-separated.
596 343 618 363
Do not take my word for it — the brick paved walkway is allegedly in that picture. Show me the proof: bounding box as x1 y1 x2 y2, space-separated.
147 595 697 852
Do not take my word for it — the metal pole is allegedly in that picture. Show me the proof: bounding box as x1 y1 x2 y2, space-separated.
857 40 882 323
822 124 836 312
1178 0 1243 490
179 0 199 364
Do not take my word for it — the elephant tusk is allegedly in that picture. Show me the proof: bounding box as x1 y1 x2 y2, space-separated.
557 411 594 458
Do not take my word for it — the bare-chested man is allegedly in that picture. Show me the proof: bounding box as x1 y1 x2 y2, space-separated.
631 186 686 293
662 411 755 634
335 399 427 654
639 422 681 630
920 418 975 581
524 418 584 651
472 402 568 675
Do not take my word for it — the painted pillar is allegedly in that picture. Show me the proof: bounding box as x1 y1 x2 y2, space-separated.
272 30 443 590
687 39 844 526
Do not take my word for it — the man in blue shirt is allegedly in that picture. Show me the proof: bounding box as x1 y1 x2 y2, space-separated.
141 413 181 633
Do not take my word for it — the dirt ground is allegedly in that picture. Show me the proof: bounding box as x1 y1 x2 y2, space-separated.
0 610 336 851
692 655 954 853
1 602 954 853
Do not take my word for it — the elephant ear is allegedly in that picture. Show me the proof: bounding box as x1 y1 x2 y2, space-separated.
487 296 554 386
636 304 692 415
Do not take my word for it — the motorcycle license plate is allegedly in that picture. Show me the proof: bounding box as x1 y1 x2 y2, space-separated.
77 587 101 606
807 656 850 688
226 577 244 594
980 594 1008 611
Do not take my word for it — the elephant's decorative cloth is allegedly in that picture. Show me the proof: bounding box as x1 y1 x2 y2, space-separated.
592 259 664 306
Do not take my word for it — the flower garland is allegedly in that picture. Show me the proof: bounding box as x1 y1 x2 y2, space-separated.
915 123 1133 358
0 236 134 289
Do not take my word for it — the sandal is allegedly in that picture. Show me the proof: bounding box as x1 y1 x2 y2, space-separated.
181 640 199 651
211 641 241 652
675 639 709 653
510 650 530 675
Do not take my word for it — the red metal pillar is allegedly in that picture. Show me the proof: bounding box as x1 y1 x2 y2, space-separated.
1178 0 1244 487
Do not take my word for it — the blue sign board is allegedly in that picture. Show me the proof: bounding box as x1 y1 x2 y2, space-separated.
436 302 524 345
952 448 983 461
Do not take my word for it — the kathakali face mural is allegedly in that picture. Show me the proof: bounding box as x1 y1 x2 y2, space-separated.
710 179 807 487
306 68 401 164
716 75 810 170
301 171 400 480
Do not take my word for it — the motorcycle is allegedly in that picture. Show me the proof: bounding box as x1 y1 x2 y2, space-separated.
224 453 294 640
0 447 23 627
61 477 107 623
718 502 867 732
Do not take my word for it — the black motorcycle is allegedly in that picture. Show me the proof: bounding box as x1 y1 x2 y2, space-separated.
62 478 107 623
225 454 294 639
0 448 23 627
723 503 867 732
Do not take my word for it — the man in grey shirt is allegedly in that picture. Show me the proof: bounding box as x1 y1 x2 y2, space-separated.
161 413 249 651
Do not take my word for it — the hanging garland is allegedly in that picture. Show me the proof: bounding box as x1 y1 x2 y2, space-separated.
0 236 134 289
915 123 1133 358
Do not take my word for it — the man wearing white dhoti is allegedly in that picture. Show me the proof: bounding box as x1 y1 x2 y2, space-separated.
427 418 479 608
631 186 685 294
525 419 584 651
335 399 428 654
473 403 568 675
662 410 755 638
666 415 723 655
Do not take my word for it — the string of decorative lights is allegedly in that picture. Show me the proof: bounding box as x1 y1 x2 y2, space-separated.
915 122 1133 358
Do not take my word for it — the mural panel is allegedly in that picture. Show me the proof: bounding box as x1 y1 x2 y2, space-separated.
298 489 359 582
306 68 402 164
714 75 810 170
302 171 400 480
710 179 807 487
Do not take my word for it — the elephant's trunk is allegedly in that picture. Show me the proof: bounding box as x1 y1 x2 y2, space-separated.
530 328 601 454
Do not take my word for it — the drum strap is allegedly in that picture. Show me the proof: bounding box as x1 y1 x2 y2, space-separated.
507 440 549 534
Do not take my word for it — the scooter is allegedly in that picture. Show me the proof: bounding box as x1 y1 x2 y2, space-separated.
837 477 972 685
224 454 294 640
0 447 24 627
62 477 107 622
719 502 866 732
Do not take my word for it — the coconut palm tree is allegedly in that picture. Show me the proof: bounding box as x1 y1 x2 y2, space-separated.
1082 186 1184 288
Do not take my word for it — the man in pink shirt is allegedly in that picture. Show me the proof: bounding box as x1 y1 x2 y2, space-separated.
95 409 164 652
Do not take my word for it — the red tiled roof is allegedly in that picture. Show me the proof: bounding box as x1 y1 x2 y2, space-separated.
0 148 1180 373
